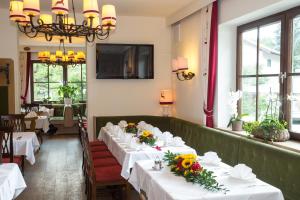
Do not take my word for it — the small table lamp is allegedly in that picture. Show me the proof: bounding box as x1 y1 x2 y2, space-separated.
159 90 173 116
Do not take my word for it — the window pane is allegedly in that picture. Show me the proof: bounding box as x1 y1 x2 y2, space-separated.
258 77 280 120
68 65 81 82
241 78 256 121
292 15 300 73
82 64 86 82
82 83 87 101
49 83 63 102
68 83 81 102
290 76 300 132
34 83 48 101
242 29 258 75
258 22 281 75
49 65 63 83
33 63 48 82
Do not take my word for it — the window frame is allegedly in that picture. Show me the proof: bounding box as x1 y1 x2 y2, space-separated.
237 6 300 140
31 60 87 103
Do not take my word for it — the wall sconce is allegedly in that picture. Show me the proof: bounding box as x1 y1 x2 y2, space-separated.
0 64 10 84
172 57 195 81
159 90 173 117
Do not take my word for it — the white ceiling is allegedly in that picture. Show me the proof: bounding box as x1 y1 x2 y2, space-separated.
3 0 197 17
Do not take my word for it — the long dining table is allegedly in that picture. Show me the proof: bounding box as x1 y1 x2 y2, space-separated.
98 127 197 179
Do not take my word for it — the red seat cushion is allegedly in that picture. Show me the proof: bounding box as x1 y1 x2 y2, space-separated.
91 145 108 152
89 141 106 146
92 151 113 159
2 156 23 165
93 157 119 167
94 165 123 183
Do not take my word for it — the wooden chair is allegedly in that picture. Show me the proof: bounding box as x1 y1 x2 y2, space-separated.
0 114 26 132
0 131 3 164
24 116 43 145
81 128 128 200
0 126 25 173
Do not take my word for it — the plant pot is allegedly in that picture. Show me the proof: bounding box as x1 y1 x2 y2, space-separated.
232 120 243 131
252 129 290 142
64 98 72 106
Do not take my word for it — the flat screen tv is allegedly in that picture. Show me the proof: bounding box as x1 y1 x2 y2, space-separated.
96 44 154 79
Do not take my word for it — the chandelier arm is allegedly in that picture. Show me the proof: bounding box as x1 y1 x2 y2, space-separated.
45 33 53 42
86 32 96 43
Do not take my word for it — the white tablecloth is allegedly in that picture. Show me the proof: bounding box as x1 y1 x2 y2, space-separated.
25 116 49 132
13 132 40 165
98 128 197 179
129 160 284 200
0 163 27 200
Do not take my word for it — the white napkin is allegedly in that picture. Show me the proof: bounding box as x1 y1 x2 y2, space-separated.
161 131 173 146
202 152 222 165
25 111 37 118
105 122 113 129
230 164 256 181
144 124 154 131
152 127 162 137
171 137 185 147
39 106 47 112
110 125 121 135
118 120 128 128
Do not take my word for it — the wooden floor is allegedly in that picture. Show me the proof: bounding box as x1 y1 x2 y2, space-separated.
17 134 139 200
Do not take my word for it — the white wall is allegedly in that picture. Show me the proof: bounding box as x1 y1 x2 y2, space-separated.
171 11 204 124
86 16 171 138
0 8 20 113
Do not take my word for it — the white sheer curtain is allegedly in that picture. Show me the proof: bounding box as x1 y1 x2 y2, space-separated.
199 4 212 125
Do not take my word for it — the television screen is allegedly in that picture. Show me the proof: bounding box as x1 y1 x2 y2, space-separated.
96 44 154 79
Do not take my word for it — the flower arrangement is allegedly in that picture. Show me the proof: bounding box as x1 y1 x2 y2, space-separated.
163 151 226 192
139 130 156 146
227 90 247 131
125 123 138 134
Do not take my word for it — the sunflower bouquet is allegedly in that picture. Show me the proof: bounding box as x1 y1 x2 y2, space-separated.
163 151 227 192
125 123 138 134
138 130 156 146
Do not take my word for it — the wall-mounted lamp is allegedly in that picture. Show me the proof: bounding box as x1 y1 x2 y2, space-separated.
172 57 195 81
0 64 10 84
159 90 173 116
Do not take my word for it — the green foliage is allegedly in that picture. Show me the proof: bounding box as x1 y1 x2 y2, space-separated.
163 151 228 192
139 135 156 146
58 85 77 99
125 124 138 134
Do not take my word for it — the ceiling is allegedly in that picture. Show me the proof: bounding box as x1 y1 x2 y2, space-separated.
3 0 197 17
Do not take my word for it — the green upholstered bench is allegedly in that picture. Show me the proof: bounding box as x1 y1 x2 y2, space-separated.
93 115 300 200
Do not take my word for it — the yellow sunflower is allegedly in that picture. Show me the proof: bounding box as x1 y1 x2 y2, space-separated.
128 123 135 126
182 159 194 169
142 130 151 137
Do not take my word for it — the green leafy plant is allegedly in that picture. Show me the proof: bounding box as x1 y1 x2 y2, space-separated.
125 123 138 134
58 85 77 99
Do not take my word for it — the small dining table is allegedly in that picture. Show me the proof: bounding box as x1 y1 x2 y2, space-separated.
25 115 49 133
98 127 197 179
0 163 27 200
129 159 284 200
13 132 40 165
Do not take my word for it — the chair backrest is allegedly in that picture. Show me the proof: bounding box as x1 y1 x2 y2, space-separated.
0 126 14 162
0 114 26 132
0 131 3 164
21 103 39 114
24 116 38 131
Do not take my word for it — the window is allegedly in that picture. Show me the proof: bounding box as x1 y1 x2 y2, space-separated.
237 7 300 138
32 62 87 103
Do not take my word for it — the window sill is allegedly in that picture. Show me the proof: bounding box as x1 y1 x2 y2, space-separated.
217 127 300 154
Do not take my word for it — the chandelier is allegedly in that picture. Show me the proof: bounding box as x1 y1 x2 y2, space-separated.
38 39 85 67
9 0 116 43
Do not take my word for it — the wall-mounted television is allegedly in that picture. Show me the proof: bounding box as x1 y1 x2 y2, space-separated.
96 43 154 79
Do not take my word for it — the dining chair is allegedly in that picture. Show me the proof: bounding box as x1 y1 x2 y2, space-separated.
0 114 26 132
0 131 3 164
0 126 25 173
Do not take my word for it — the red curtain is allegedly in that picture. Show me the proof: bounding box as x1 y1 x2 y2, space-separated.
204 1 218 128
21 52 31 104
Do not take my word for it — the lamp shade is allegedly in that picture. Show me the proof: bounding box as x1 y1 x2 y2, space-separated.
160 90 173 105
52 0 69 15
176 57 188 71
88 16 100 28
56 50 63 59
40 14 53 24
38 51 50 61
19 15 30 26
23 0 40 16
68 51 75 60
172 59 178 72
9 1 25 22
83 0 99 18
102 5 116 30
76 51 86 61
50 55 57 62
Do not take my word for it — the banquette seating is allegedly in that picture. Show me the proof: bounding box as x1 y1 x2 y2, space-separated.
94 115 300 200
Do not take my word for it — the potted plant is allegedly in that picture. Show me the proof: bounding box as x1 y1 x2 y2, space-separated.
58 85 77 105
227 113 248 131
227 90 246 131
243 93 290 142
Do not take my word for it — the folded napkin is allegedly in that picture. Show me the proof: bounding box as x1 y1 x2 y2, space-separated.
109 125 121 135
161 131 173 146
144 124 154 131
25 111 38 118
118 120 128 128
39 106 47 112
230 164 256 181
152 127 162 137
202 152 222 165
105 122 113 129
171 137 185 147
